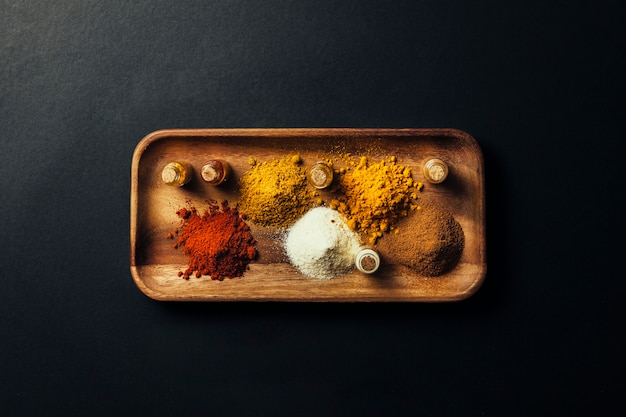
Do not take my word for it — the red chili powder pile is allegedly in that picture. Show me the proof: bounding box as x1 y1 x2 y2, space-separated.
169 200 257 280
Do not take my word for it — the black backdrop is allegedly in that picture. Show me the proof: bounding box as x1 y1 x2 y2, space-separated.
2 1 624 415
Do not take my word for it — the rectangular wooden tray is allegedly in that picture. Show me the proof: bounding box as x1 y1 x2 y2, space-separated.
130 128 486 301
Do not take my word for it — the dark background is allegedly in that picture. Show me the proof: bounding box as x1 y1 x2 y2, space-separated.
1 1 624 415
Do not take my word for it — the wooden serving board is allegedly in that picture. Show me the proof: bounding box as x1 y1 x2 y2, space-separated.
130 128 486 302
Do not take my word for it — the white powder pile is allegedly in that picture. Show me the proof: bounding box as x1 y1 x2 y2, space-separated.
284 207 362 279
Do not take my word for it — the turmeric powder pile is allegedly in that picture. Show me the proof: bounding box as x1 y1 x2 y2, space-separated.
238 154 316 227
330 155 422 244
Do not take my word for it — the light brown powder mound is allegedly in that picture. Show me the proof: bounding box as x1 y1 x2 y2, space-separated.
377 200 464 277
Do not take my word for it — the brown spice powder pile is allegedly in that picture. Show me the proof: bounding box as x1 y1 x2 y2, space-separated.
377 200 465 276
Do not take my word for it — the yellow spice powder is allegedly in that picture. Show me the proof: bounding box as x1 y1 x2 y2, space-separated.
238 154 316 228
330 155 422 244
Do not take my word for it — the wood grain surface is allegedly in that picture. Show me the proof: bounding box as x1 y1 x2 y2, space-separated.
130 128 486 301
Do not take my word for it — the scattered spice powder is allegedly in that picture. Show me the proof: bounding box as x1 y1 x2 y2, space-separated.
238 155 317 227
377 200 464 276
171 200 257 280
330 155 422 244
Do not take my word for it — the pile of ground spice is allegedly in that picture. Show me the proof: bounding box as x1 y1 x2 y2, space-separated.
284 207 362 280
330 155 422 245
169 200 257 280
377 200 464 276
238 155 317 228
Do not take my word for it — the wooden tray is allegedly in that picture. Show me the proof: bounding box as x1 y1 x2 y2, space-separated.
130 128 486 302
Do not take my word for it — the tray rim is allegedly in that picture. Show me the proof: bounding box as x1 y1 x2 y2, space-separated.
130 127 486 302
